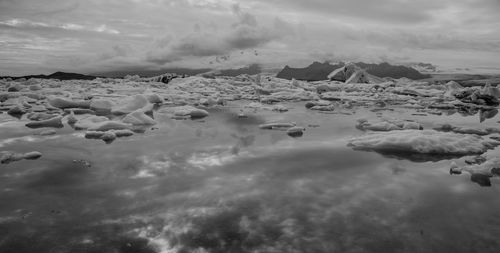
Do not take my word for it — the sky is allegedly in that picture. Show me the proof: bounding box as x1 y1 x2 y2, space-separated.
1 0 500 76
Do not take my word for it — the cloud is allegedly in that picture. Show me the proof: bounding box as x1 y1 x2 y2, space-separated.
146 5 293 65
231 3 257 27
254 0 445 24
2 0 500 75
339 28 500 52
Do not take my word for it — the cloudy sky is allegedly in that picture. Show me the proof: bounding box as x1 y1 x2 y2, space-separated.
1 0 500 75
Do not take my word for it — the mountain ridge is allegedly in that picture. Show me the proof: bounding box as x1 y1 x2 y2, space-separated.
277 62 431 81
0 71 98 81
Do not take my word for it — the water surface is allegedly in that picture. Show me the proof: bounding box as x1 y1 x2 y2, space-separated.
1 103 500 252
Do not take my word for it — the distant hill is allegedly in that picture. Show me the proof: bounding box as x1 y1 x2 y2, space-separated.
276 62 431 81
0 71 98 81
0 65 260 81
46 72 97 80
93 68 212 78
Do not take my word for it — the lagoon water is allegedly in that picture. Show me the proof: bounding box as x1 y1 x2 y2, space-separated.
2 102 500 253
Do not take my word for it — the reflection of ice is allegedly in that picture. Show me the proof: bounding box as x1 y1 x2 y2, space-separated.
98 140 496 252
131 155 173 179
187 150 238 168
0 132 86 148
125 154 425 252
0 135 61 148
0 216 18 224
131 169 156 179
0 120 24 127
132 147 243 179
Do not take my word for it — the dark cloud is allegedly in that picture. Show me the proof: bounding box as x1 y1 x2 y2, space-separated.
99 45 130 61
145 26 279 65
226 25 275 49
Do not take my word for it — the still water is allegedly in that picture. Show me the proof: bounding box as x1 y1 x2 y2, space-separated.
1 102 500 253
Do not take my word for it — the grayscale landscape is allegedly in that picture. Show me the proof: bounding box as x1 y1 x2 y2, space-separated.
1 1 500 253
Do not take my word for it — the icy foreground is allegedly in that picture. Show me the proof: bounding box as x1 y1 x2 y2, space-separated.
2 73 500 161
4 72 500 252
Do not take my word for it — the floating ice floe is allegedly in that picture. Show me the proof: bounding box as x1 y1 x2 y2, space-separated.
122 108 157 125
259 122 305 137
433 123 500 136
348 130 500 161
356 118 423 131
433 124 490 135
26 112 57 121
87 121 131 131
73 115 109 130
25 115 63 128
111 94 149 115
259 122 296 130
272 104 288 112
481 83 500 99
145 93 164 104
286 126 305 137
89 99 114 114
1 151 42 164
84 129 134 143
305 100 335 111
157 105 209 119
66 112 78 125
450 157 500 186
48 97 91 109
453 87 499 106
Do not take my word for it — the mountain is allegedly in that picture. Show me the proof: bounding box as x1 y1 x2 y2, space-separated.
276 62 431 81
200 64 262 78
0 72 98 81
276 61 343 81
356 62 431 80
46 72 97 80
